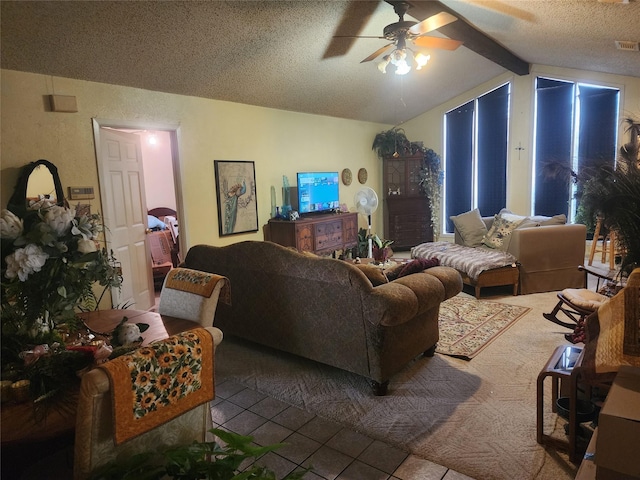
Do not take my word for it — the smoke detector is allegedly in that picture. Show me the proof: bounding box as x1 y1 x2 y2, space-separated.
615 40 639 51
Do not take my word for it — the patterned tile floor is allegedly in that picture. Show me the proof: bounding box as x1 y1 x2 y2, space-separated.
212 376 474 480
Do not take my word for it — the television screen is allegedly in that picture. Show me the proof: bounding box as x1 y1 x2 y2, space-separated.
297 172 340 215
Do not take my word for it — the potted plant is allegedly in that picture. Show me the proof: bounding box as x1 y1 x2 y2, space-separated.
353 228 393 262
579 117 640 276
371 234 394 264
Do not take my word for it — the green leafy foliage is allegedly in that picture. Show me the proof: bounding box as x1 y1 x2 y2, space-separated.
579 118 640 274
89 428 312 480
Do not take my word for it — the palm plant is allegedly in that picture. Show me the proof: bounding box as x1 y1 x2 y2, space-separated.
580 117 640 275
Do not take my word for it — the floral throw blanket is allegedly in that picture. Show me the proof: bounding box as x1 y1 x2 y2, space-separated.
165 267 231 304
100 328 214 445
411 241 517 282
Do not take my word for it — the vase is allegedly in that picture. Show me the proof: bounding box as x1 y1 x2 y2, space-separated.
372 246 390 264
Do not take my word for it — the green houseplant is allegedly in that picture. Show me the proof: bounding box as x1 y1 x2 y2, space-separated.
579 117 640 275
89 428 311 480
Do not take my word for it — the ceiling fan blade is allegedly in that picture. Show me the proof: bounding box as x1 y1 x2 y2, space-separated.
412 36 463 51
361 43 394 63
408 11 457 36
323 1 381 59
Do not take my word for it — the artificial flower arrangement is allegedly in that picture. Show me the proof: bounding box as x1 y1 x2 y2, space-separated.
1 198 124 407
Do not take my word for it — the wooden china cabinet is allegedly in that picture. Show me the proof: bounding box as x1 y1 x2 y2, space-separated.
383 153 433 250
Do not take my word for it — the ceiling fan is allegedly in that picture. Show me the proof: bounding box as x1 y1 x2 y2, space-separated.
332 1 462 73
324 0 530 76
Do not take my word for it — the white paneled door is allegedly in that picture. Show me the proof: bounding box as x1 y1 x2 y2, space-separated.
96 128 154 311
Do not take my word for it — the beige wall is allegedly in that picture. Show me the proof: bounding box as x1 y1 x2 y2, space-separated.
1 69 386 250
2 67 638 249
402 65 640 228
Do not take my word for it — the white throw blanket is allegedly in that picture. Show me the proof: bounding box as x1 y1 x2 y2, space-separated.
411 241 517 281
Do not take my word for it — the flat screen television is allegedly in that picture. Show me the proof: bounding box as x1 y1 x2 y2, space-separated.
296 171 340 215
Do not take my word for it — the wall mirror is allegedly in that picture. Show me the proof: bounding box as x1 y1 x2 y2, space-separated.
7 159 66 215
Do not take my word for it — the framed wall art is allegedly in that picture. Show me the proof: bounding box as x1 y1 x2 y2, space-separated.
214 160 258 236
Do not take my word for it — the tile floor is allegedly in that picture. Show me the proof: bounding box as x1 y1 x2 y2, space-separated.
211 376 474 480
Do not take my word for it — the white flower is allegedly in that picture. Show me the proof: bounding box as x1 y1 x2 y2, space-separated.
77 238 98 253
43 206 74 236
72 214 102 240
28 197 56 211
0 209 24 239
5 244 49 281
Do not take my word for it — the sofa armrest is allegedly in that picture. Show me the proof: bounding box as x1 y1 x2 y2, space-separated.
366 267 462 327
507 224 586 271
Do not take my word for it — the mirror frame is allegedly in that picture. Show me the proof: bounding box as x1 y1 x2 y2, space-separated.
7 159 66 215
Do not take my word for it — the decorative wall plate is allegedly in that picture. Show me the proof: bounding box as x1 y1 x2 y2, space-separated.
358 168 368 184
341 168 352 186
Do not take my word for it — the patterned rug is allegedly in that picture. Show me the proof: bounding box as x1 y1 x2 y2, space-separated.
437 295 531 359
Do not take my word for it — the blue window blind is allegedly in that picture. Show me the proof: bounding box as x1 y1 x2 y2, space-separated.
477 84 509 216
534 77 618 219
444 84 509 233
445 100 474 232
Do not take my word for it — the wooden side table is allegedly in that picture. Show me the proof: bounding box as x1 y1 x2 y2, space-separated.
536 344 588 463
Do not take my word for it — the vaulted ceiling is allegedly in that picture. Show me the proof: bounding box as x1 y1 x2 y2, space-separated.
2 1 639 125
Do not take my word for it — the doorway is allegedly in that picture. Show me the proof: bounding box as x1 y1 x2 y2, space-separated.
92 119 182 311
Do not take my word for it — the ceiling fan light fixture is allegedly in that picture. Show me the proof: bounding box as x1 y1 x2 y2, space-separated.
415 52 431 70
378 55 391 73
390 48 411 75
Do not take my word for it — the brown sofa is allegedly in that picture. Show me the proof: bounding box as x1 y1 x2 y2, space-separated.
183 241 462 394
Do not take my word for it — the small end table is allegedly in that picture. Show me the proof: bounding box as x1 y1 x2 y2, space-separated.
536 344 587 463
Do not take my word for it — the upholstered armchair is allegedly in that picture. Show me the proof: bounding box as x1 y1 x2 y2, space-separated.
158 267 230 336
73 326 221 480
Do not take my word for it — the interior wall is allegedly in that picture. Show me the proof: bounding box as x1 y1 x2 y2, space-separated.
1 69 385 250
2 67 637 250
138 130 176 212
402 64 640 226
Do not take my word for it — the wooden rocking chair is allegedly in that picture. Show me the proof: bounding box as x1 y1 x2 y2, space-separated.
543 265 621 342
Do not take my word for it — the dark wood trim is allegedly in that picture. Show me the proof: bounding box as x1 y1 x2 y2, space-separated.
407 0 530 75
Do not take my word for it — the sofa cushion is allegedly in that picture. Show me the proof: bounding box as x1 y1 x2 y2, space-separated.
450 208 487 247
354 263 389 286
482 212 525 250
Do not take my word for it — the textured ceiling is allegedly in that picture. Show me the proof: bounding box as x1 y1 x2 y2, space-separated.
1 0 639 125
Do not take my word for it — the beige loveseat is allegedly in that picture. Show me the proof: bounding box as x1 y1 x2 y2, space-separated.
413 209 587 295
183 241 462 395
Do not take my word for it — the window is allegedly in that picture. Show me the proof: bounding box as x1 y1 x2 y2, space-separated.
444 83 510 233
533 77 619 221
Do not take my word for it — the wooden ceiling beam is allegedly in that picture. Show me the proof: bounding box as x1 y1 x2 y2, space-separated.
406 0 530 75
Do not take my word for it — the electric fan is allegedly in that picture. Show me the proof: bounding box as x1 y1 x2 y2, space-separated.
354 187 379 258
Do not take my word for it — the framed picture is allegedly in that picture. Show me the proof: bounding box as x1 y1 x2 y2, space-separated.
214 160 258 236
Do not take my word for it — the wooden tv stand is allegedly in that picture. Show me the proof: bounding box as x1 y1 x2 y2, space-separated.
267 212 358 255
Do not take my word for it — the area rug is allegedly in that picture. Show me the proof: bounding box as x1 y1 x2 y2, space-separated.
437 295 531 359
215 291 579 480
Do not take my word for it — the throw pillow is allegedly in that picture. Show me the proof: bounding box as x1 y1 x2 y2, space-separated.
450 208 487 247
386 257 440 280
539 214 567 226
481 212 525 250
353 263 389 286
